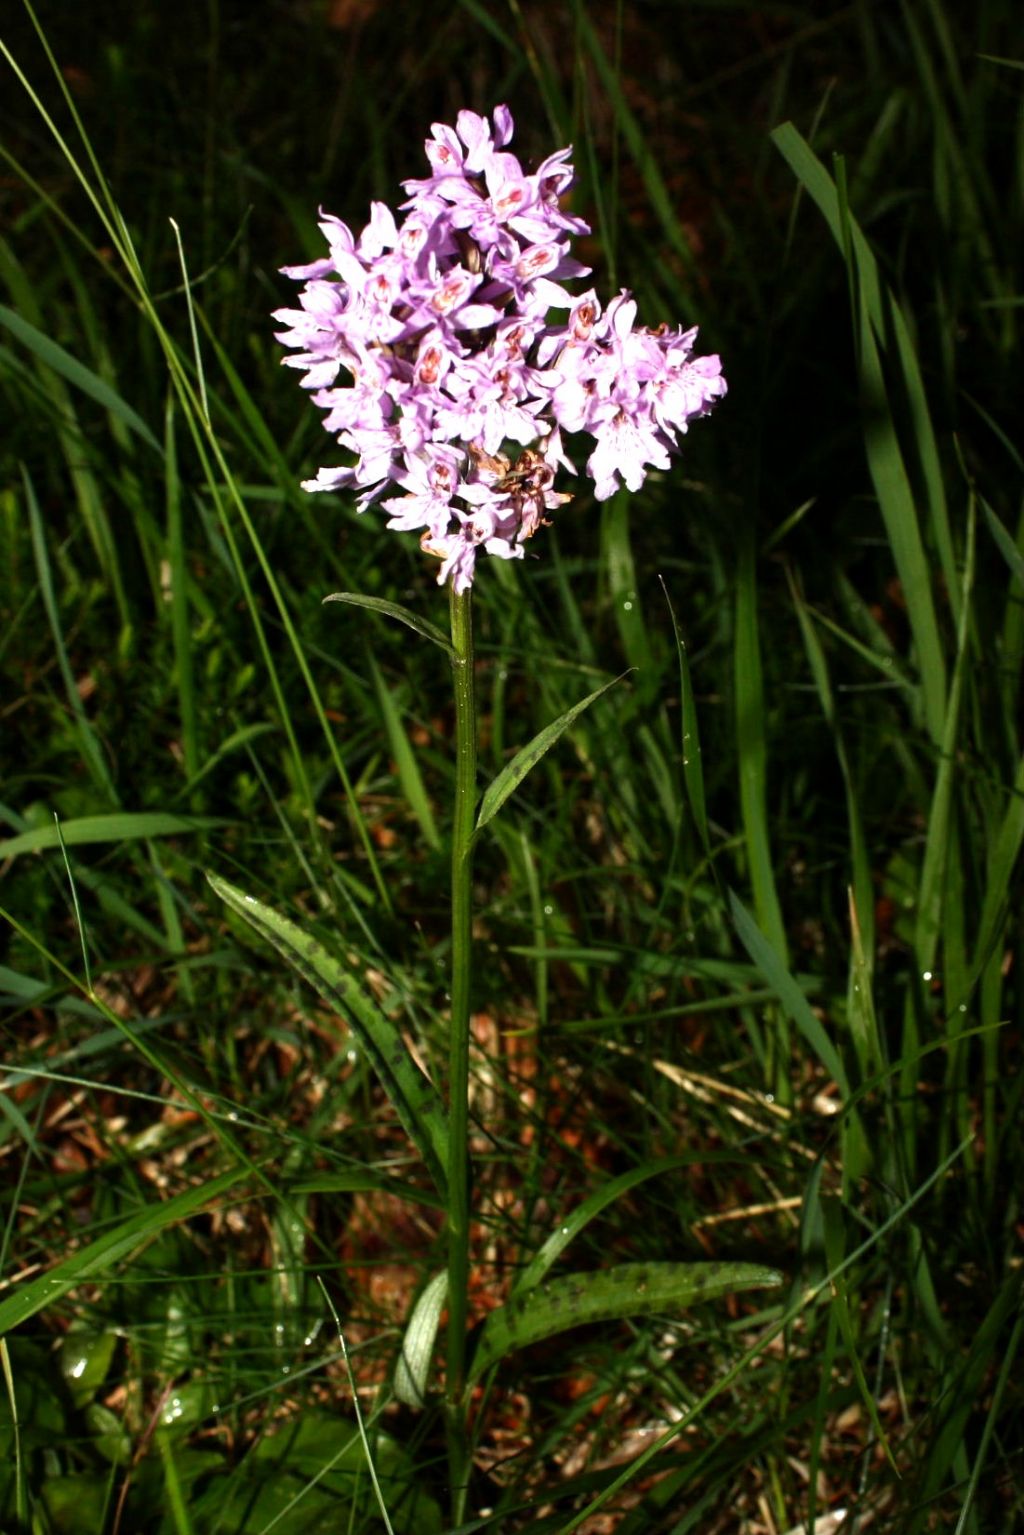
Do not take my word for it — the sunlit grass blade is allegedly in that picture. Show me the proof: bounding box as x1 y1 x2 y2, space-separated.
0 303 161 453
168 220 209 426
0 812 225 861
0 1339 27 1526
207 873 449 1197
290 1172 444 1211
0 1167 247 1334
164 395 200 784
469 1261 783 1387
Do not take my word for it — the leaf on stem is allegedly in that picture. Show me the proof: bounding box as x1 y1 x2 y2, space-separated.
207 874 449 1197
324 592 455 656
468 1261 782 1385
476 672 629 832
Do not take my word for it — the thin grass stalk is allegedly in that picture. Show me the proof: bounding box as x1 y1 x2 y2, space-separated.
445 583 477 1519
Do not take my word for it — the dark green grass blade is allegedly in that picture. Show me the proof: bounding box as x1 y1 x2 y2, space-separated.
576 8 699 294
772 122 949 743
661 577 710 856
915 501 975 971
735 535 788 999
951 1299 1024 1535
207 873 449 1197
729 889 848 1095
601 495 655 690
980 494 1024 585
469 1262 782 1386
821 1200 898 1471
786 567 875 969
3 242 129 623
367 652 441 851
967 745 1024 992
907 1268 1024 1535
0 1167 247 1334
22 464 119 804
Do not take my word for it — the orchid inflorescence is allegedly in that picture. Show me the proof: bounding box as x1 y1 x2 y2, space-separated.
274 105 727 592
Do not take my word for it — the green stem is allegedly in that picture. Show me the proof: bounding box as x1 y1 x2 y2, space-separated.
446 583 477 1519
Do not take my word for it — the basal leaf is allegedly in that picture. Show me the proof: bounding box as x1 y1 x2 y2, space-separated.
476 672 628 832
468 1261 782 1385
394 1270 447 1408
207 874 448 1197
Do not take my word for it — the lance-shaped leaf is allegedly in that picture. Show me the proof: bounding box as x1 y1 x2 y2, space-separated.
468 1261 782 1385
476 672 629 832
324 592 454 656
208 874 448 1197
